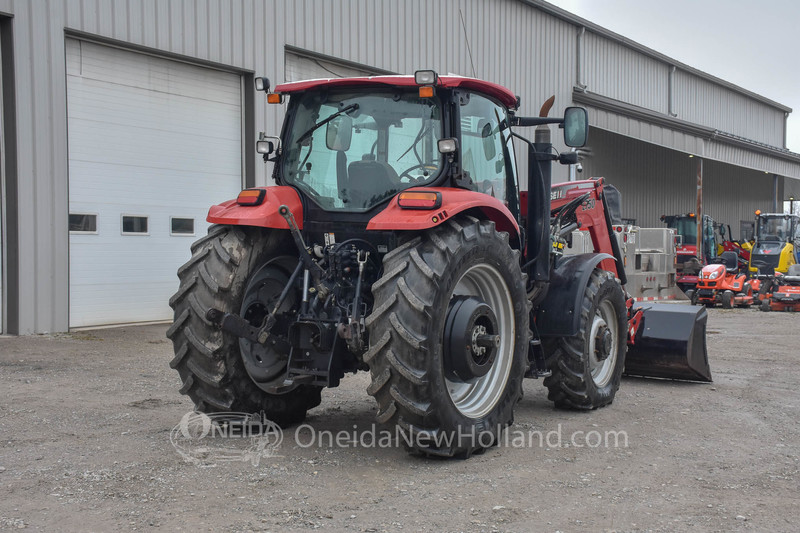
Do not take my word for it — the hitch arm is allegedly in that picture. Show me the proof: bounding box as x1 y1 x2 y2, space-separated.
279 205 325 284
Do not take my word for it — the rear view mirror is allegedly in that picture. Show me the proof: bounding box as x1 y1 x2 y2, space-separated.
478 119 496 160
326 115 353 151
256 135 281 156
563 107 588 147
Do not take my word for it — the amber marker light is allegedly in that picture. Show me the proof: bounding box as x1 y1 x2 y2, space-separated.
418 86 435 98
237 189 266 206
267 93 284 104
397 191 442 210
755 210 762 216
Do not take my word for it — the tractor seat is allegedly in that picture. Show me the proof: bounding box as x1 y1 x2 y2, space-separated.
784 264 800 284
346 160 399 207
720 251 738 273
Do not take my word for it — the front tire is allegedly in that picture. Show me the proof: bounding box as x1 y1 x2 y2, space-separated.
166 225 322 427
721 290 734 309
365 217 529 457
543 270 627 410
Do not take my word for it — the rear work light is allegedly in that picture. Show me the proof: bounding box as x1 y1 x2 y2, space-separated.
397 191 442 210
237 188 266 206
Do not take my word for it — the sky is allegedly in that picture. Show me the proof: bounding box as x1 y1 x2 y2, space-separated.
545 0 800 153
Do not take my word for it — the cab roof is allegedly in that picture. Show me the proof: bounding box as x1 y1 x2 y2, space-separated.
274 75 518 109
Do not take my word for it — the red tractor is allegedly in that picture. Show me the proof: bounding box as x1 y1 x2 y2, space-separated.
661 213 716 298
167 71 709 457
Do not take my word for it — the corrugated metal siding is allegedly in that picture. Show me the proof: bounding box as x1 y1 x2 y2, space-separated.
704 139 800 178
0 0 580 332
782 177 800 202
702 159 776 239
585 105 705 156
0 0 793 332
674 70 785 147
581 128 774 238
583 32 669 113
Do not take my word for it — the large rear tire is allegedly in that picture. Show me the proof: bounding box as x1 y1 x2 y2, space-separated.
543 270 627 410
365 217 529 457
166 225 322 427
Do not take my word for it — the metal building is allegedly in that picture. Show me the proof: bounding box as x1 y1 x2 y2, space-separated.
1 0 798 334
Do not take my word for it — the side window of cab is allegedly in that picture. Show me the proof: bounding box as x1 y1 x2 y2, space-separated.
459 93 514 202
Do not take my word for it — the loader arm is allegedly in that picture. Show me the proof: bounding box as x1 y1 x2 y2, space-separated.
549 179 626 284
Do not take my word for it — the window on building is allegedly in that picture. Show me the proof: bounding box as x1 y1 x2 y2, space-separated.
170 217 195 235
122 215 148 235
69 213 98 233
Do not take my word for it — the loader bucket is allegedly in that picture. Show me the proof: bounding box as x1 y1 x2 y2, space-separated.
624 303 712 382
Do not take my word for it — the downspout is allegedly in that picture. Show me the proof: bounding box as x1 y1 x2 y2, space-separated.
575 27 586 91
773 174 779 212
668 66 677 117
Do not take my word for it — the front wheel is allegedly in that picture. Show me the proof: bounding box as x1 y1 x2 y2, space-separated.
364 217 529 457
686 288 696 304
543 270 627 410
721 290 734 309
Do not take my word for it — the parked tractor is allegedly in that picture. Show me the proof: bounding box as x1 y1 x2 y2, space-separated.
661 213 717 298
748 211 800 274
167 72 710 457
694 251 756 308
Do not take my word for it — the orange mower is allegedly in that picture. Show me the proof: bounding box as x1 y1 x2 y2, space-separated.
693 251 757 308
758 264 800 312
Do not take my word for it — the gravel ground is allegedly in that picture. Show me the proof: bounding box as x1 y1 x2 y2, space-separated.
1 307 798 532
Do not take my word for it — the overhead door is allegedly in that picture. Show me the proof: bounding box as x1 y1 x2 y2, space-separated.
67 39 242 327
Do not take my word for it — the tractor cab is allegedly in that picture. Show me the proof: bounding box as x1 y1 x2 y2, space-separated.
749 211 800 274
661 213 716 291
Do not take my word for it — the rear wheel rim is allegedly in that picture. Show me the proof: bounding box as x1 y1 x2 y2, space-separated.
239 263 298 386
445 264 514 419
588 299 619 388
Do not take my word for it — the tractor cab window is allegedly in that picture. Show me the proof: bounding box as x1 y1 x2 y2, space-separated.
281 89 443 212
668 217 698 245
757 216 793 242
459 93 516 203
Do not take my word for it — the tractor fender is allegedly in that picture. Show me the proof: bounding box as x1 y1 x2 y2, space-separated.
207 186 303 229
535 252 615 337
366 187 520 244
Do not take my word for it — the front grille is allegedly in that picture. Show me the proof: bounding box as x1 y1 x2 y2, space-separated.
752 253 780 269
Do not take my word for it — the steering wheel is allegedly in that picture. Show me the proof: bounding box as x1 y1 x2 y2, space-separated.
398 164 437 184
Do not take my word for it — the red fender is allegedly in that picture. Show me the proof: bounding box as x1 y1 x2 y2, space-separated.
366 187 520 240
207 186 303 229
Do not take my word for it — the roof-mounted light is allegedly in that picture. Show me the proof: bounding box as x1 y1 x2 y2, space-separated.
267 93 284 104
414 70 438 86
755 209 762 216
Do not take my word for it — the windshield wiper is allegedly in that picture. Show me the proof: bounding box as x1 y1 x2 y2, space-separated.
296 103 359 145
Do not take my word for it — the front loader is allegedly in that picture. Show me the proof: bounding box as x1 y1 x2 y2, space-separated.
167 71 710 458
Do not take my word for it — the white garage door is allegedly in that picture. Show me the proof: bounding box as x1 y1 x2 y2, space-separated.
67 39 242 327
